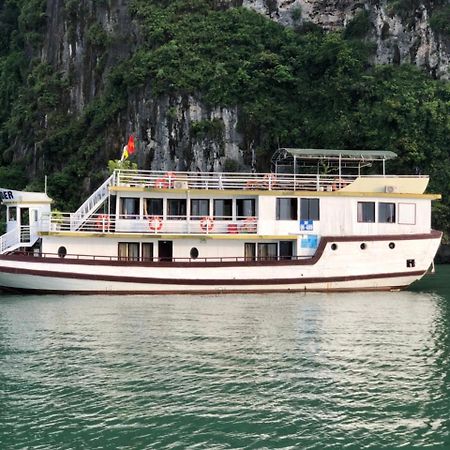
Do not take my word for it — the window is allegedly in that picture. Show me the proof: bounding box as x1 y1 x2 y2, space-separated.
167 199 186 220
279 241 294 260
142 243 154 261
357 202 375 223
379 202 395 223
398 203 416 225
214 199 232 220
144 199 163 217
191 199 209 220
120 197 139 219
8 207 16 221
258 243 277 261
244 243 256 261
276 198 297 220
118 242 140 261
300 198 319 221
236 199 255 219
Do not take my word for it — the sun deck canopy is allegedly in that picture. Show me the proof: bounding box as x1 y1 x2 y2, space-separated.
272 148 397 175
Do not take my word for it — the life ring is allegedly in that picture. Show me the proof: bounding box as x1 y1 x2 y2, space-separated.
200 216 214 232
331 178 348 191
154 171 176 189
245 180 258 190
96 214 110 231
240 217 257 233
147 215 163 232
262 173 277 189
154 178 169 189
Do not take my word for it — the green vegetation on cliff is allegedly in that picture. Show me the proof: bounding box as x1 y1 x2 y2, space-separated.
0 0 449 235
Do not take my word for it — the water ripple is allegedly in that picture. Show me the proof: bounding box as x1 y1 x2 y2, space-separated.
1 286 450 449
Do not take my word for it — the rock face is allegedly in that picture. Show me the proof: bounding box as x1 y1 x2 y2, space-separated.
242 0 450 79
127 93 243 172
39 0 448 174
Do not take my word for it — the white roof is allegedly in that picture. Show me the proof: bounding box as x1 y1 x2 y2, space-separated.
0 188 52 205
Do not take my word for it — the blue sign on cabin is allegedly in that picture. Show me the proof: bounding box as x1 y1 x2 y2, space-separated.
299 220 313 231
301 235 318 249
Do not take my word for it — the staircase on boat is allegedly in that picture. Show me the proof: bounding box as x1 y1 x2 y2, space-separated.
69 174 114 231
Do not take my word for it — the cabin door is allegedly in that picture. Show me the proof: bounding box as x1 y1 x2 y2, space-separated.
158 240 173 262
19 207 30 243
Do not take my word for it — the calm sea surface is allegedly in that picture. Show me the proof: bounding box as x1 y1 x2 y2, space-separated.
1 268 450 449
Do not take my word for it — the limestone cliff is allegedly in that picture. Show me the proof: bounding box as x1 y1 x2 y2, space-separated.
242 0 449 79
35 0 448 177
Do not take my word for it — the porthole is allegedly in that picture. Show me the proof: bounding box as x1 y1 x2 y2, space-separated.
190 247 199 259
360 243 367 250
389 242 395 249
58 246 67 258
331 243 338 251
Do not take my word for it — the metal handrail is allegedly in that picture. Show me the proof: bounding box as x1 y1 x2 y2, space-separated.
113 169 357 191
70 174 114 231
14 251 305 263
45 213 258 235
0 227 20 254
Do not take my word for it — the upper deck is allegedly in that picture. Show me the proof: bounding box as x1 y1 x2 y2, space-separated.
111 169 430 195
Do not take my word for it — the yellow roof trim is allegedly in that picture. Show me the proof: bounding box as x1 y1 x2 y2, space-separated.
109 185 440 200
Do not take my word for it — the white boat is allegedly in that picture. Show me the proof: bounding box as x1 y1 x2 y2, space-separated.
0 148 442 294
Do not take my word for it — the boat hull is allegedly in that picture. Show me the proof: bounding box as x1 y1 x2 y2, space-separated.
0 232 442 294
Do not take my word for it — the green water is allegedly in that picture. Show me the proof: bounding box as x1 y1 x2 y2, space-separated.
1 268 449 449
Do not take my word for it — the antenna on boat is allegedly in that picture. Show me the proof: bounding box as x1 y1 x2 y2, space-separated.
44 175 47 194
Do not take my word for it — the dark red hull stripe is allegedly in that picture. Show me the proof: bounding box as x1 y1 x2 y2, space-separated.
0 266 425 286
0 286 408 295
0 231 442 268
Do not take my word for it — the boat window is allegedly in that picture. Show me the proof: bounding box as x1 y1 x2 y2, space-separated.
120 198 139 219
300 198 319 221
144 199 163 217
214 199 232 220
167 199 187 220
276 198 297 220
57 246 67 258
258 243 277 261
190 247 199 259
191 199 210 220
279 241 294 260
142 243 154 261
236 199 255 220
357 202 375 223
8 207 17 221
378 202 396 223
118 242 140 261
244 243 256 261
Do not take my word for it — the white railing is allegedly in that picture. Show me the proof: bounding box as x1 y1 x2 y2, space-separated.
70 174 115 231
0 225 39 254
46 213 258 235
114 169 357 192
0 228 20 254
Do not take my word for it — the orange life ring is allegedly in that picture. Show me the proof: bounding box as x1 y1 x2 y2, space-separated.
96 214 110 231
245 180 258 190
200 216 214 232
147 215 163 232
240 217 257 233
154 171 176 189
262 173 277 189
154 178 169 189
165 171 176 187
331 178 348 191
